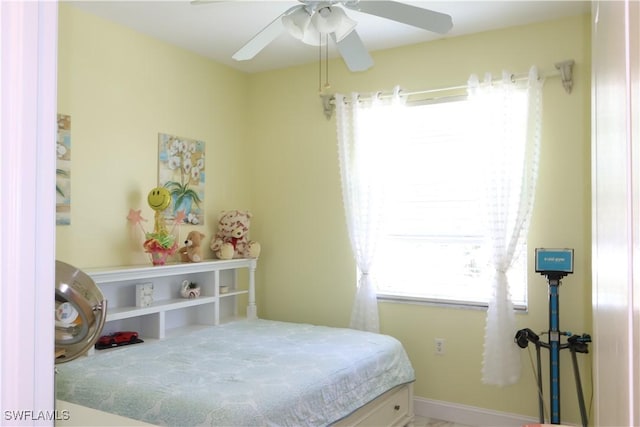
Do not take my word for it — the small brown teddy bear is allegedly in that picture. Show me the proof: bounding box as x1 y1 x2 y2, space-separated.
179 231 205 263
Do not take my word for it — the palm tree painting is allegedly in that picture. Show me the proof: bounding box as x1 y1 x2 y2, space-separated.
56 114 71 225
158 133 205 225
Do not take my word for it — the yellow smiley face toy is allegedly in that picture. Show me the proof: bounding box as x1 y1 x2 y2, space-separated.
136 187 179 266
147 187 171 212
146 186 173 238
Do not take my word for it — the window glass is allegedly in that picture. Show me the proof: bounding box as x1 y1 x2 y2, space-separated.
364 97 527 307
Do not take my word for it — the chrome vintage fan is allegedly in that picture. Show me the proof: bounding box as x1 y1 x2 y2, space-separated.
55 260 107 363
197 1 453 72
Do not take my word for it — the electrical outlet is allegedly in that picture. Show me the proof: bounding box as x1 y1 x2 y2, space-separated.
434 338 445 355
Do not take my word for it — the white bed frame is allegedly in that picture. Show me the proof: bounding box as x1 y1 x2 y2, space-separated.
57 384 414 427
333 383 414 427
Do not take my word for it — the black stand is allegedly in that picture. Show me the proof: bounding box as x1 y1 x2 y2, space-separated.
515 272 590 426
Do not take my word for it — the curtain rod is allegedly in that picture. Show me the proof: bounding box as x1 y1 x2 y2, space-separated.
320 59 574 119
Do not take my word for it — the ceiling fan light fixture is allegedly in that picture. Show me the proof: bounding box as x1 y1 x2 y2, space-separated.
311 6 357 42
302 27 324 46
282 7 312 41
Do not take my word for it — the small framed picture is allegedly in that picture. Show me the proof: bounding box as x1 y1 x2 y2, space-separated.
135 283 154 307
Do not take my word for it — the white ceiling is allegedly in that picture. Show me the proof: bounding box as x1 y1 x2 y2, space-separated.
68 1 591 74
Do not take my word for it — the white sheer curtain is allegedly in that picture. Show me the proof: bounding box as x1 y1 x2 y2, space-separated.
468 67 544 386
335 90 404 333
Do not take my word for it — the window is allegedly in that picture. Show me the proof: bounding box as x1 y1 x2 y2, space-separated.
364 96 527 307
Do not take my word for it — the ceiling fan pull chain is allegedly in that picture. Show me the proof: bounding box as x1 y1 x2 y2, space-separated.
318 33 331 93
325 33 330 91
318 39 322 93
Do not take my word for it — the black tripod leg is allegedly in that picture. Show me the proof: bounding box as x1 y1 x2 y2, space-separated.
536 343 544 423
570 347 588 427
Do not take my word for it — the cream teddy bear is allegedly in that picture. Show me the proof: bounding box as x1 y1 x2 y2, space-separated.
210 210 261 259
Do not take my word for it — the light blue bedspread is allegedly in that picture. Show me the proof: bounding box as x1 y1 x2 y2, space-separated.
56 319 415 426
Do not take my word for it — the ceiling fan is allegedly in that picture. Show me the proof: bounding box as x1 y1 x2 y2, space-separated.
195 1 453 72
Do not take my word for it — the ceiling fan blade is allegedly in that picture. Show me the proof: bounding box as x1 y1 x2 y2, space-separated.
232 5 302 61
345 1 453 34
333 30 374 72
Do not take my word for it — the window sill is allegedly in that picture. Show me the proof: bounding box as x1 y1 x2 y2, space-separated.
377 293 528 312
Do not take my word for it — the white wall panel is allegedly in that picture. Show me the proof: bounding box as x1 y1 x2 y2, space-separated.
592 1 640 425
0 1 58 424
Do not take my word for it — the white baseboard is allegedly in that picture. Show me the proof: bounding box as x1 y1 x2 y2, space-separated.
414 396 540 426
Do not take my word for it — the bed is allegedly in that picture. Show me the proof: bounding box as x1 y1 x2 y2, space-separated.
55 319 416 426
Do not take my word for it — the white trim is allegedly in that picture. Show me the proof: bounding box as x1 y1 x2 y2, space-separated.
377 294 530 312
414 396 540 427
0 1 58 423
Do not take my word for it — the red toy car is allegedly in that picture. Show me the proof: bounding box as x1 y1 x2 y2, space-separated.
95 331 142 349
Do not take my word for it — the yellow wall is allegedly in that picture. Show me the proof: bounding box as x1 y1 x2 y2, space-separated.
247 15 592 423
57 4 592 423
56 4 251 268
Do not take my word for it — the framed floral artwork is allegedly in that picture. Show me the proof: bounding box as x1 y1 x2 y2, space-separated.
56 114 71 225
158 133 205 225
